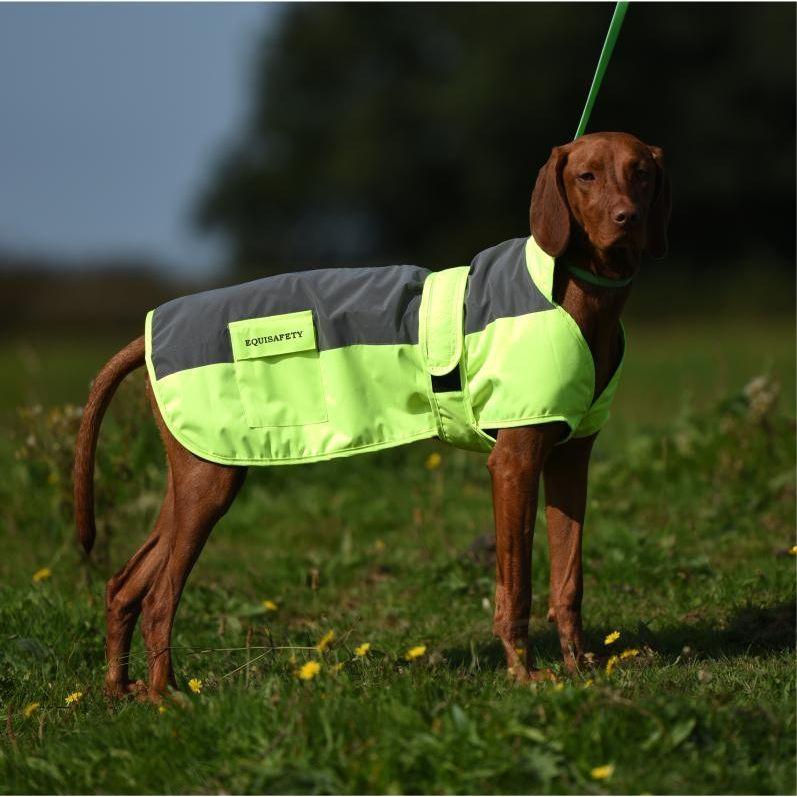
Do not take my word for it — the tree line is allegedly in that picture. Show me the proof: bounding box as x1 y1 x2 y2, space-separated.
195 3 796 275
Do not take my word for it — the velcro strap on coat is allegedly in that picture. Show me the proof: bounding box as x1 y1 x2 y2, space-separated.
417 266 494 454
418 266 470 376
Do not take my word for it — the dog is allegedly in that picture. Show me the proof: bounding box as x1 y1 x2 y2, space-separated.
74 131 670 699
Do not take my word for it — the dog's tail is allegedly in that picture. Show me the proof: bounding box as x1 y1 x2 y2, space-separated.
74 336 146 554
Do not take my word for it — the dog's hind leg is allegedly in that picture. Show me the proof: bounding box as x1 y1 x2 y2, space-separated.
138 428 246 700
102 383 179 697
104 486 172 697
103 381 244 699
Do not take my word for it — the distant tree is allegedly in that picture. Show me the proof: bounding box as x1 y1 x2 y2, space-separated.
196 3 795 274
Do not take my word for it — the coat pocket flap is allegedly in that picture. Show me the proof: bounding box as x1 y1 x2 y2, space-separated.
418 266 470 376
228 310 317 361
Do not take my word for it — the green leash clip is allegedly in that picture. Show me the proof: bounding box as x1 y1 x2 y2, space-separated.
574 2 629 140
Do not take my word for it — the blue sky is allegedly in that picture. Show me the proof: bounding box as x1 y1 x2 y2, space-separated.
0 3 279 274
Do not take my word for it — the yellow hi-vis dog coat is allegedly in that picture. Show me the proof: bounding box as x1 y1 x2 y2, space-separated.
144 236 625 465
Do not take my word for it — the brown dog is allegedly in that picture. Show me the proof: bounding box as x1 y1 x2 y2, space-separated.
74 132 670 699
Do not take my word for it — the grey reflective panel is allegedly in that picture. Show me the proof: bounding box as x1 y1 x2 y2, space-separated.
464 237 552 334
151 264 429 379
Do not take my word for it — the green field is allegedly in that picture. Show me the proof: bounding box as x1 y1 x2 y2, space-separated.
0 315 795 794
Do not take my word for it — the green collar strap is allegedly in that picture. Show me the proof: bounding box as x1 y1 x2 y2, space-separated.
566 264 634 289
525 236 634 296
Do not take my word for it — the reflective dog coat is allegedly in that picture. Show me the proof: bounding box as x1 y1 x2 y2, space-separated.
145 236 624 465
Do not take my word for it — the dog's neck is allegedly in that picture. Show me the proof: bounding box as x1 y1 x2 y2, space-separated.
553 246 636 390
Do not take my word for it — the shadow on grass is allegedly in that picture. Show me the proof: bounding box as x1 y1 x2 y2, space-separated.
442 601 796 673
638 600 796 660
442 628 564 673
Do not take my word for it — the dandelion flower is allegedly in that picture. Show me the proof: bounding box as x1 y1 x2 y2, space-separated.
354 642 371 657
261 599 278 611
316 629 335 652
591 764 615 780
605 654 619 675
333 662 345 673
604 630 620 645
789 546 797 556
32 567 52 584
158 706 167 714
23 702 40 718
298 661 321 680
188 678 202 694
405 645 426 661
424 452 442 470
65 691 83 705
619 648 640 660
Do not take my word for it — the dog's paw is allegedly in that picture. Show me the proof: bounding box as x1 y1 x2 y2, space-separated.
103 678 147 701
103 683 129 701
527 667 557 683
507 665 557 685
571 651 615 673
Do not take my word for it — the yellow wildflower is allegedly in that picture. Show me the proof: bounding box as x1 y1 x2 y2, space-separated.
553 681 565 692
620 648 640 660
333 662 345 673
405 645 427 661
605 654 619 675
261 599 278 611
604 630 621 645
65 691 83 705
23 702 40 718
188 678 202 694
583 679 594 688
158 706 167 714
316 629 335 652
424 452 442 470
298 661 321 680
354 642 371 657
789 545 797 556
591 764 615 780
32 567 52 584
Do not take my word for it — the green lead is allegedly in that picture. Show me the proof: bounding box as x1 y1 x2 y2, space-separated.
574 2 630 140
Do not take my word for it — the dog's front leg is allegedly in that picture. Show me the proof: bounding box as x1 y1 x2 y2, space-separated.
488 425 564 681
542 432 597 671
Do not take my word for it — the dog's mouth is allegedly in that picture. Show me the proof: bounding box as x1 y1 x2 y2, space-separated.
609 225 641 242
604 262 639 281
602 228 645 254
590 234 643 280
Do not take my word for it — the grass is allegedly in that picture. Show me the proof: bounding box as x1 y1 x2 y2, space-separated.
0 314 794 794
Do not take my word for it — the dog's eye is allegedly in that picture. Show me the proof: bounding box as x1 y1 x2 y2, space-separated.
636 169 649 180
577 172 595 182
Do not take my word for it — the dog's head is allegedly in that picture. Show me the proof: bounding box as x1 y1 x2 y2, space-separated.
530 132 671 266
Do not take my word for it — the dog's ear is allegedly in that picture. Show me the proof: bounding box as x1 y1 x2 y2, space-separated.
530 145 571 258
645 145 671 260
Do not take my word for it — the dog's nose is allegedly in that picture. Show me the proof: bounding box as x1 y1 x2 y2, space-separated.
613 207 639 226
